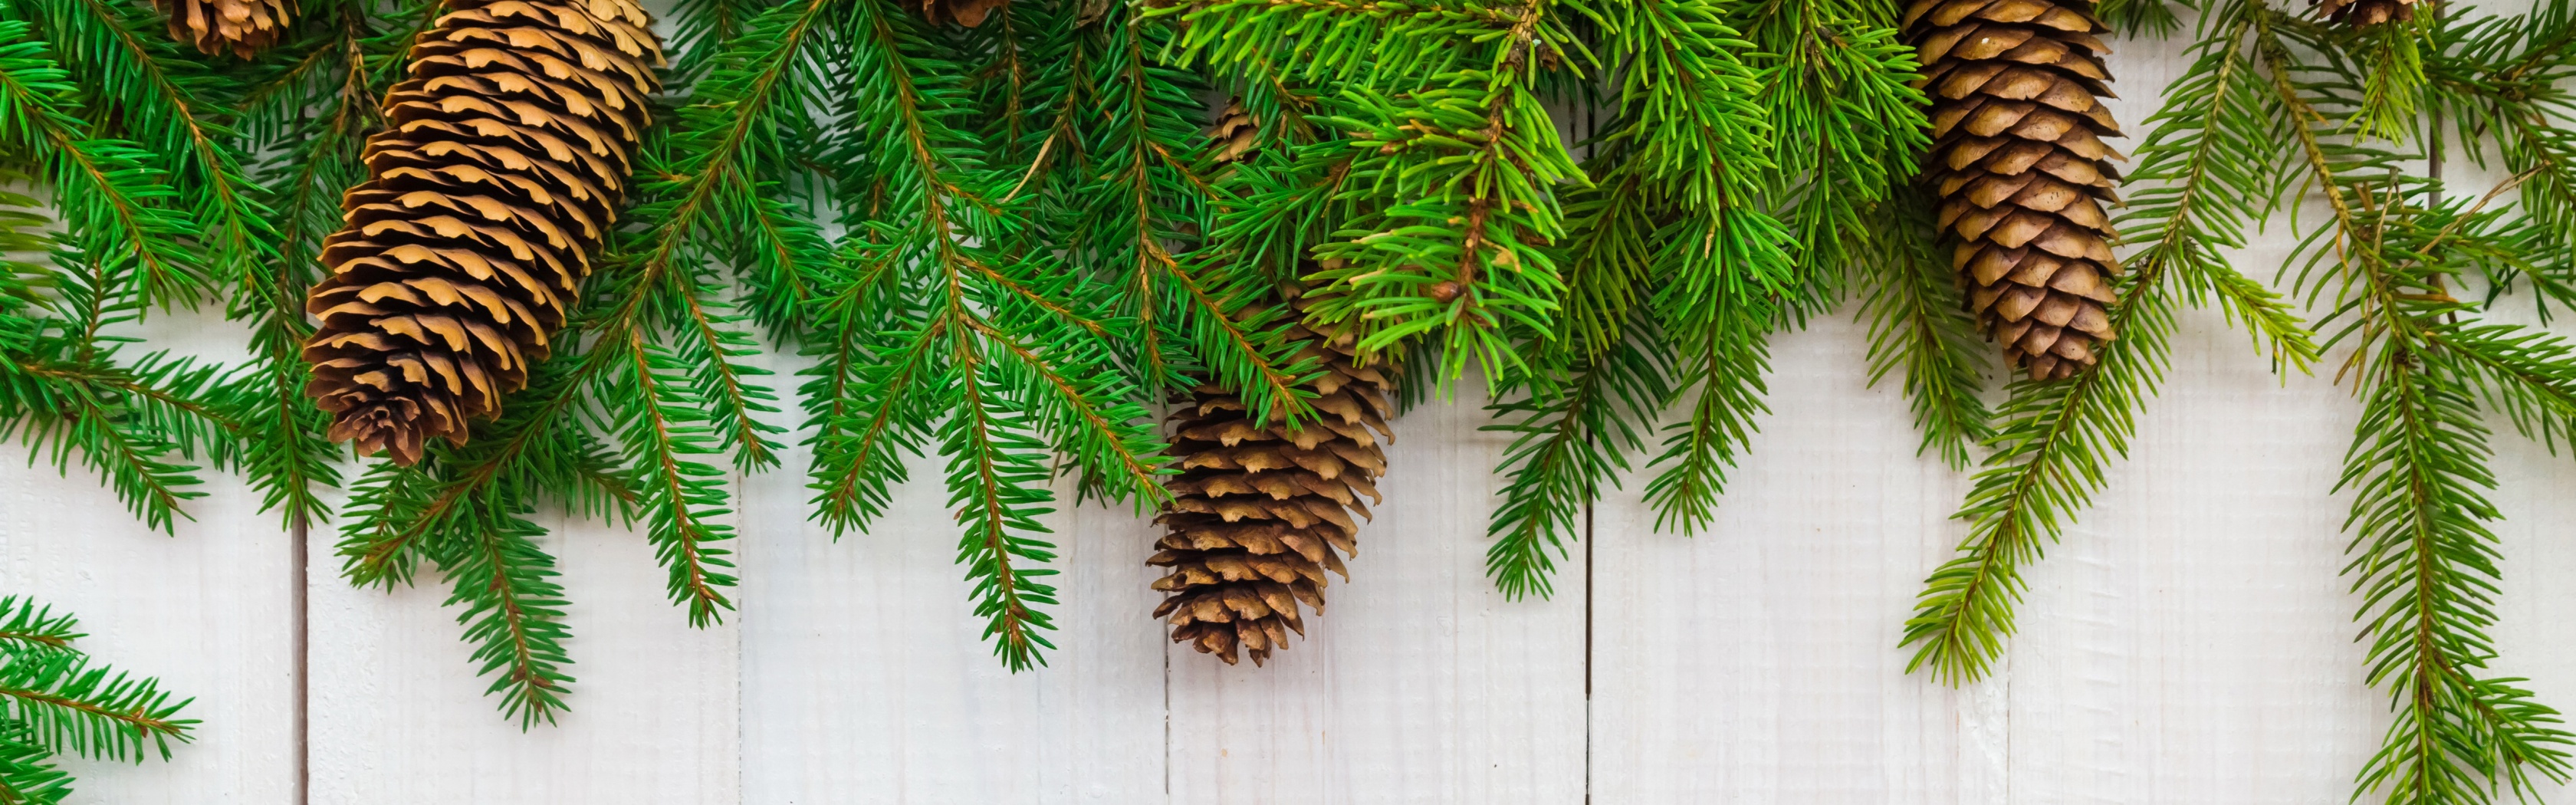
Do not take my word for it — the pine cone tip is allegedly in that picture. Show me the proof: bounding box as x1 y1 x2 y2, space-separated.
1150 293 1392 666
1910 0 2128 381
156 0 292 58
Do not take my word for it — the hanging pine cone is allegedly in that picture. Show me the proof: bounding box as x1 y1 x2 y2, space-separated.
2312 0 2417 25
154 0 291 58
301 0 662 465
1150 289 1395 665
1907 0 2127 380
920 0 1006 27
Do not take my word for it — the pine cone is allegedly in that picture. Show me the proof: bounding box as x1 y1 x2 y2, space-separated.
154 0 291 58
920 0 1007 27
1208 100 1259 165
2313 0 2417 25
301 0 662 465
1150 292 1395 665
1907 0 2127 380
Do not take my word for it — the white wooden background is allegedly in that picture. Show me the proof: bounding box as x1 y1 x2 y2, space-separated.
5 20 2576 804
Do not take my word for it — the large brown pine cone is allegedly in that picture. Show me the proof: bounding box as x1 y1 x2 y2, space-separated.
2313 0 2417 25
155 0 291 58
1907 0 2127 380
301 0 662 465
1150 293 1395 665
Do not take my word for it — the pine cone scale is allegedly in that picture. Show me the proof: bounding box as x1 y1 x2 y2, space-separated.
1908 0 2126 380
1150 291 1392 666
303 0 663 465
156 0 291 57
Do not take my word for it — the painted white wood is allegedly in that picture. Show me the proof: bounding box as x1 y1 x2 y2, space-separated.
1998 306 2381 804
1165 381 1589 805
1586 313 1990 803
0 447 296 803
0 310 294 803
734 446 1171 804
17 18 2576 803
305 510 742 803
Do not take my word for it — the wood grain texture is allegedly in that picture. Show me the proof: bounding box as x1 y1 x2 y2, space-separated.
0 310 294 803
18 21 2576 800
0 448 295 803
1166 382 1588 805
735 443 1170 805
305 511 741 803
1999 306 2377 803
1587 313 1990 803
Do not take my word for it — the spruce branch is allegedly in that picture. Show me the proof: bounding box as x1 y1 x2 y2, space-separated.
0 650 195 763
1483 312 1671 599
0 724 71 805
793 0 1169 665
1746 0 1927 291
1641 304 1775 537
0 27 203 309
1902 251 2178 685
0 602 192 799
1901 1 2318 682
2267 12 2576 799
24 0 277 294
434 507 576 728
1856 197 1994 469
0 600 77 659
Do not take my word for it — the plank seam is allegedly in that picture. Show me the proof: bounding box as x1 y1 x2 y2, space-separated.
291 514 309 805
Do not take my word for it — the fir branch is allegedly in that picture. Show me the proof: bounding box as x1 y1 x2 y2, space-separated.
1483 313 1671 598
0 354 214 533
1640 304 1773 536
2348 15 2429 143
649 0 839 338
2118 4 2315 371
943 370 1061 669
0 28 202 309
606 333 739 626
0 724 71 805
1901 242 2180 685
1855 198 1993 469
800 284 938 534
1746 0 1927 289
0 650 194 762
793 0 1169 665
1901 2 2315 682
1306 27 1582 377
0 600 77 659
2266 15 2576 799
434 508 576 728
25 0 276 292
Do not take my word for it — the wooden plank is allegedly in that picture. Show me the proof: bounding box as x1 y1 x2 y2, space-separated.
2490 429 2576 802
734 439 1171 803
0 310 296 802
1164 382 1589 805
1999 307 2381 802
305 510 743 803
1586 313 1990 802
0 446 297 803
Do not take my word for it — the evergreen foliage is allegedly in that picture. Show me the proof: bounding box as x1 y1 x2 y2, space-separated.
0 0 2570 800
0 596 197 803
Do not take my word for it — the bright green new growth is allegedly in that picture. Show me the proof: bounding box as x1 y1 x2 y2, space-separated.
1477 0 1965 597
2 13 2571 805
1895 2 2576 803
